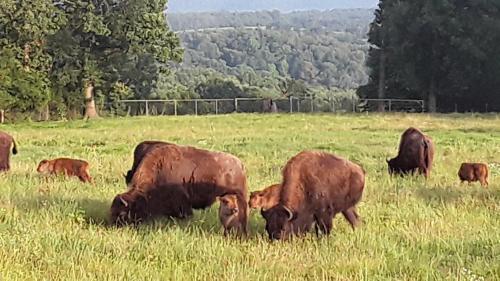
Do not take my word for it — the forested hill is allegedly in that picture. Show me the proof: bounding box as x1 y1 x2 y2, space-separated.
162 10 374 100
168 9 374 35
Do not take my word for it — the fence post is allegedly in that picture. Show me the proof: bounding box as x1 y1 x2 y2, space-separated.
145 101 149 116
215 100 218 115
0 110 4 124
388 100 392 112
352 101 356 112
297 99 300 112
234 98 238 113
310 97 314 113
289 96 293 113
194 100 198 115
174 100 178 116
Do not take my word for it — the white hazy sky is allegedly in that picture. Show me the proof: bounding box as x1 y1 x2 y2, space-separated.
168 0 379 13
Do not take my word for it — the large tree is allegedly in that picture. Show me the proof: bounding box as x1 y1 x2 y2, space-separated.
49 0 182 118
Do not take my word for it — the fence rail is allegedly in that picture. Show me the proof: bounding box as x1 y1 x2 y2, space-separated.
103 97 425 116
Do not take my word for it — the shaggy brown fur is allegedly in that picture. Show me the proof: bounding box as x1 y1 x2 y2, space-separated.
124 141 170 185
0 131 18 171
37 158 92 183
110 143 248 228
262 151 365 240
458 163 489 187
387 127 434 178
218 193 248 236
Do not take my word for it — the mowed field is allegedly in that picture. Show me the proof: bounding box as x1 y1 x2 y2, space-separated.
0 114 499 280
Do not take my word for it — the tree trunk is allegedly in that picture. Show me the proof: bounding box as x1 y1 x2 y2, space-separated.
43 104 50 121
377 49 386 112
23 43 31 71
428 77 437 113
84 81 99 119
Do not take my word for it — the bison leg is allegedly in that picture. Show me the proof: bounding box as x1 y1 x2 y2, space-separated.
342 208 361 230
314 212 334 236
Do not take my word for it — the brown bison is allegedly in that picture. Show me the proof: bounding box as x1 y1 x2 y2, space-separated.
37 158 92 183
218 193 248 236
387 127 434 178
124 141 170 186
262 151 365 240
0 131 18 171
251 183 360 236
458 163 489 187
110 143 248 227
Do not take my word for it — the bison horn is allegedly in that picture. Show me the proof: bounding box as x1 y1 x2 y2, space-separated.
283 206 294 221
119 196 129 207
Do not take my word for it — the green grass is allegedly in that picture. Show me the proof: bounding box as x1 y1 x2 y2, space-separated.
0 113 499 280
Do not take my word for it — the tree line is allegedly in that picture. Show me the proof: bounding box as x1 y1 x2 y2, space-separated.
0 0 182 120
359 0 500 112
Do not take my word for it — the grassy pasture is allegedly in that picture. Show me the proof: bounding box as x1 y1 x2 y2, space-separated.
0 113 499 280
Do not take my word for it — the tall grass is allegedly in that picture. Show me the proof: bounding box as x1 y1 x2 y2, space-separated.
0 113 498 280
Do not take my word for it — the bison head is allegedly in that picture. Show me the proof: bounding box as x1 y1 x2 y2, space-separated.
248 191 264 209
262 205 296 240
110 193 147 226
36 159 50 173
387 158 398 175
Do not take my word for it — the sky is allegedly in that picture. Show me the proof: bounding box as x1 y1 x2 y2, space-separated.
168 0 379 13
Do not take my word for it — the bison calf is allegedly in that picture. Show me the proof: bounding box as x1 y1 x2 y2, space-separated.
458 163 489 187
218 194 248 236
249 184 281 211
37 158 92 183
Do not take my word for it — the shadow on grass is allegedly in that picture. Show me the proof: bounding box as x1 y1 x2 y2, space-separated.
415 186 500 205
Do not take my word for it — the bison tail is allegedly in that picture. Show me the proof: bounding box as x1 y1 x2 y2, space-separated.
423 139 431 176
12 139 18 155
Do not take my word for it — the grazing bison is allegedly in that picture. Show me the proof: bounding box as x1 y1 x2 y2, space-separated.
110 143 248 227
124 141 170 186
263 151 365 240
458 163 489 187
37 158 92 183
0 131 18 171
387 127 434 178
218 193 248 236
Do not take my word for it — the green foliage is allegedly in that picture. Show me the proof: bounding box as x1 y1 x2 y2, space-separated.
360 0 500 112
0 114 499 279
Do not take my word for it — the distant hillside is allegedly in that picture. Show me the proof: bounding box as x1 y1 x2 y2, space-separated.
160 9 373 100
168 9 374 36
168 0 378 13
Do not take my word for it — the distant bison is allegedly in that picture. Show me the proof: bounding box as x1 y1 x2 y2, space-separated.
124 141 170 186
387 127 434 178
218 193 248 236
458 163 489 187
0 131 18 171
263 151 365 240
37 158 92 183
110 143 248 227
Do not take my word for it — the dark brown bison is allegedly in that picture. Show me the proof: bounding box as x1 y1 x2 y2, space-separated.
218 193 248 236
263 151 365 240
0 131 18 171
387 127 434 178
110 143 248 227
458 163 489 187
124 141 170 185
37 158 92 183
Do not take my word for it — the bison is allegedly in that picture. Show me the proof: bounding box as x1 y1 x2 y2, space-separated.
458 163 489 187
0 131 18 171
110 143 248 228
124 141 170 186
262 151 365 240
387 127 434 178
37 158 92 183
218 193 248 236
